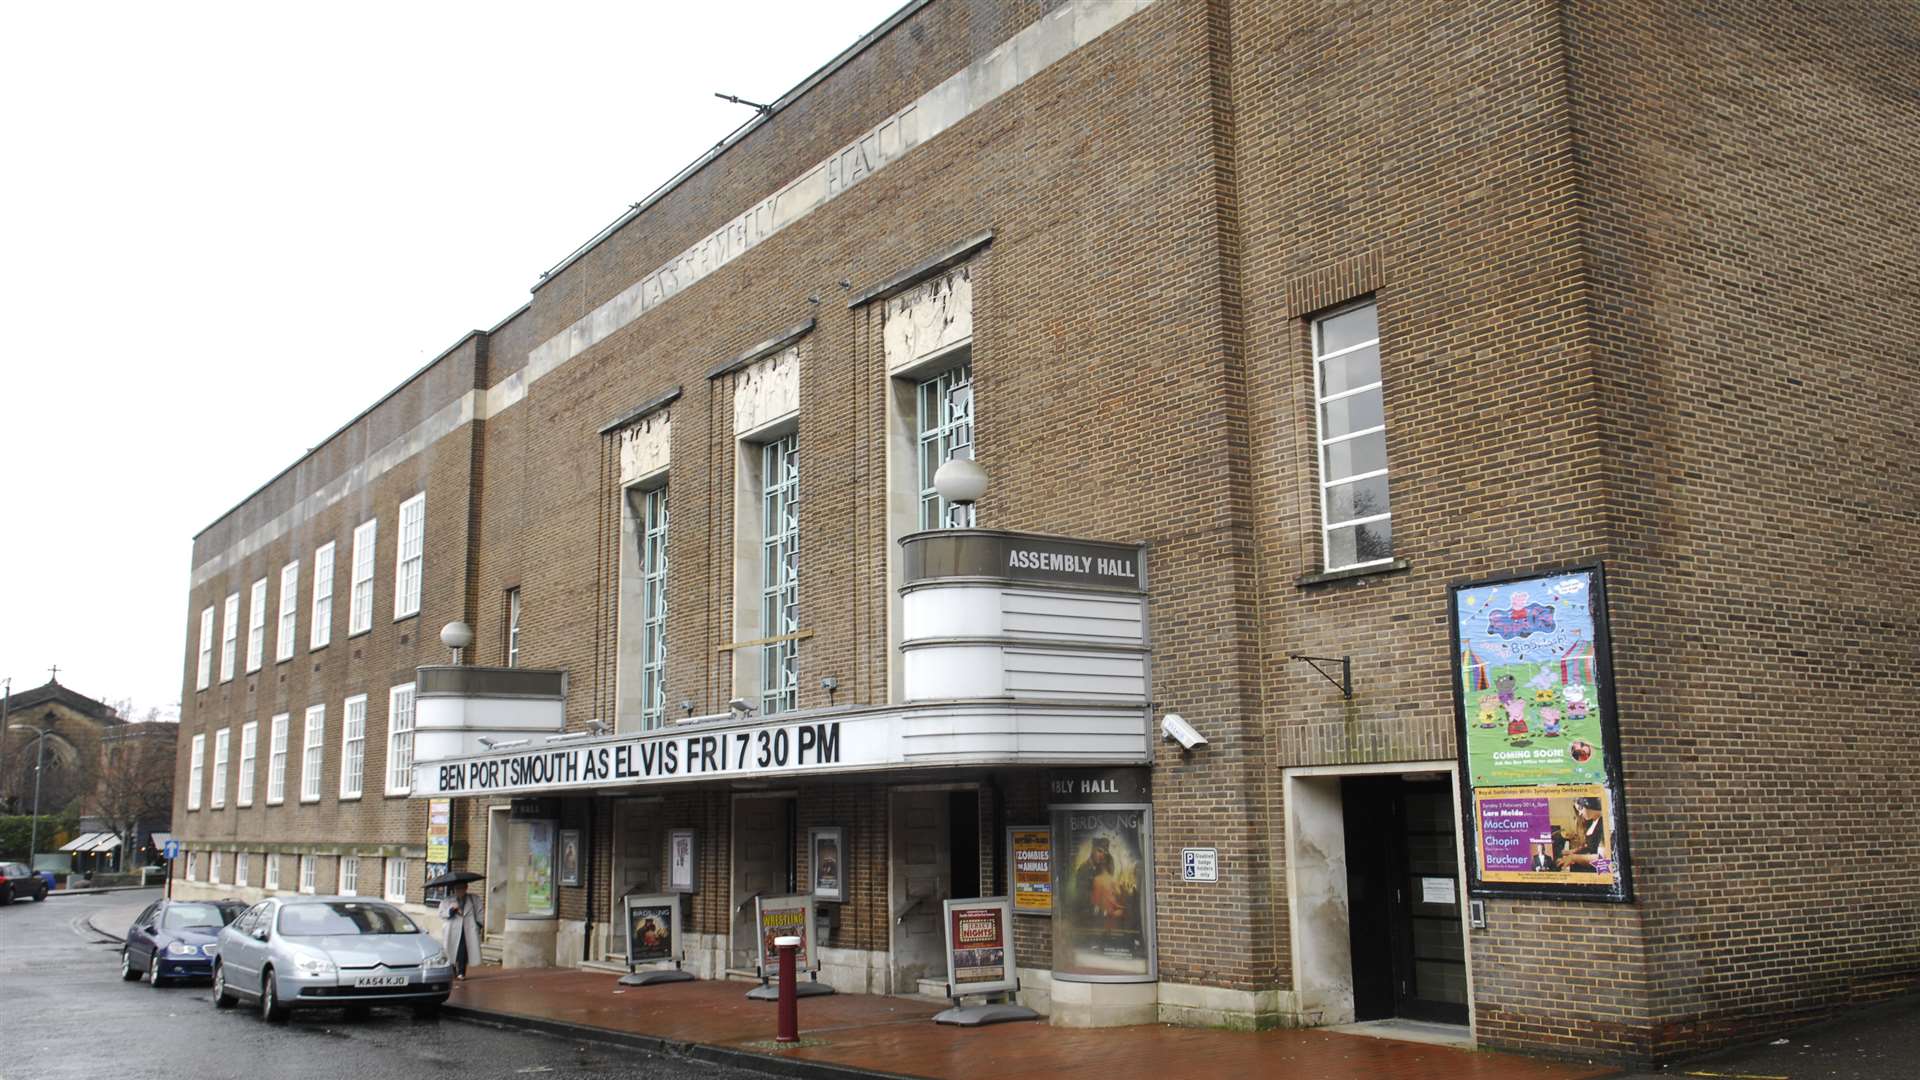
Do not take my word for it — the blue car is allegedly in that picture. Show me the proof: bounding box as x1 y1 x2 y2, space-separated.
120 898 247 986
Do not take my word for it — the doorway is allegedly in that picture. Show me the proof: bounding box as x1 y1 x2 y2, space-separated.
730 794 793 973
888 786 979 994
609 798 662 960
1342 775 1469 1025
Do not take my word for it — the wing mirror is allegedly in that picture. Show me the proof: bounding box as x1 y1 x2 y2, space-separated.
143 924 158 934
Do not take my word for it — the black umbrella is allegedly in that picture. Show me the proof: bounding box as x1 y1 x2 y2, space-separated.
424 869 485 889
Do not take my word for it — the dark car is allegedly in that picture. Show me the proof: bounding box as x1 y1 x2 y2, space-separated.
120 898 247 986
0 862 48 903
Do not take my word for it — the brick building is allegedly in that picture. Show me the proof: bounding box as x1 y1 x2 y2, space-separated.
168 0 1919 1066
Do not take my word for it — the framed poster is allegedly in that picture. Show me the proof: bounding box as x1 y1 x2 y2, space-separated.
808 827 845 902
526 820 556 914
667 829 698 893
754 894 817 976
943 897 1018 997
623 893 681 966
1450 562 1632 902
1049 804 1155 982
558 829 582 887
1008 826 1053 915
426 798 452 863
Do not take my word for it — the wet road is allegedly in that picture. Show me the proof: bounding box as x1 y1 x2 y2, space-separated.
0 888 759 1080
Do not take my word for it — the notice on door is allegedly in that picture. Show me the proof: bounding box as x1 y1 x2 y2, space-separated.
1421 876 1456 905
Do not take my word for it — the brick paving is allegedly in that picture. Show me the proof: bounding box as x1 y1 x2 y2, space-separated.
449 966 1617 1080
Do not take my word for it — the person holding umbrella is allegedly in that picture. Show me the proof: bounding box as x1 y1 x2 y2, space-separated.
428 869 486 979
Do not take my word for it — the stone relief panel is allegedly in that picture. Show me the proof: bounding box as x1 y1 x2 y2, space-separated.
884 264 972 373
734 346 801 435
618 410 671 486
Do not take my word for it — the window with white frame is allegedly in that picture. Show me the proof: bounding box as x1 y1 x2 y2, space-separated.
265 853 281 891
916 362 974 529
1313 300 1393 572
186 851 198 882
235 852 250 888
276 561 299 662
394 493 424 619
267 713 289 804
299 854 315 894
237 721 258 806
187 734 205 811
339 695 366 799
384 857 406 903
386 683 415 795
246 577 268 673
759 434 800 714
210 728 229 809
505 588 521 667
339 855 359 895
311 541 335 649
301 705 325 803
220 592 240 682
635 485 669 727
210 851 223 885
197 606 215 690
349 519 377 635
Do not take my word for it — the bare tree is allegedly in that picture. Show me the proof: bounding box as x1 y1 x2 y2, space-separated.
89 728 176 864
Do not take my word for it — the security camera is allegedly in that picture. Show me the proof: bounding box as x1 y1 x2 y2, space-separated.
728 697 757 717
586 719 613 735
1161 713 1207 750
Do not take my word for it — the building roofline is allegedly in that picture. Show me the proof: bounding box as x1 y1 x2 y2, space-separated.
192 327 488 541
527 0 936 295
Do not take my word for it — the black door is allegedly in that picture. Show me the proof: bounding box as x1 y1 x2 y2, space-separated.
1342 776 1469 1025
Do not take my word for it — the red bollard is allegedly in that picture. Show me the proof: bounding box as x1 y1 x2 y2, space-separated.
775 935 801 1043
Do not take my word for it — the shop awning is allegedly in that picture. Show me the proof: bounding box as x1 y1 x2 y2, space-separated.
59 832 107 852
149 832 173 851
83 833 122 853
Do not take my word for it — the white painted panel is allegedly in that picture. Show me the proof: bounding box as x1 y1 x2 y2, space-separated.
416 695 566 735
1000 590 1144 642
902 644 1005 700
902 585 1003 640
1004 649 1146 700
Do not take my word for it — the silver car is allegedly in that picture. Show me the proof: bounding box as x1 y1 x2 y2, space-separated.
212 896 453 1021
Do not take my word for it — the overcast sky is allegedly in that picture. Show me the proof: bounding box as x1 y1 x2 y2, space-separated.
0 0 906 719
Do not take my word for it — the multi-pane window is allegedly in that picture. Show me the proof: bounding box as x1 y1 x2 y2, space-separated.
186 852 198 882
349 519 377 635
235 852 250 888
394 493 424 619
276 561 299 662
220 592 240 682
209 852 222 885
384 858 407 904
340 855 360 896
237 721 258 807
311 541 335 649
267 713 289 804
246 577 268 673
210 728 230 809
386 683 415 795
1312 301 1393 572
265 853 281 891
505 588 522 667
187 734 205 811
196 606 215 690
301 705 325 803
299 855 315 894
917 363 975 529
636 486 669 727
340 694 366 799
760 434 800 714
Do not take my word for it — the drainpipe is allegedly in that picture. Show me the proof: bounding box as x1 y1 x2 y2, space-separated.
582 798 595 962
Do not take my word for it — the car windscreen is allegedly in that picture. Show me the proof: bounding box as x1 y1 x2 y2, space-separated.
276 901 420 937
161 903 234 931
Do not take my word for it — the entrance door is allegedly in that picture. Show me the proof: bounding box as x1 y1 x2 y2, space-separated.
1342 776 1469 1025
731 795 791 973
485 806 511 936
611 799 661 959
889 789 952 993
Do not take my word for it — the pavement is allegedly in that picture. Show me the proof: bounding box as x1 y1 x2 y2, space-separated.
60 890 1920 1080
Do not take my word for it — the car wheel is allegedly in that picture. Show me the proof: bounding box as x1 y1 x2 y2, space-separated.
212 963 235 1008
149 953 166 988
260 968 289 1022
120 949 141 981
30 886 44 901
411 1002 441 1020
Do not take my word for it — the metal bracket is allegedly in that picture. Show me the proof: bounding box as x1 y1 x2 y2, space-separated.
1289 654 1352 699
